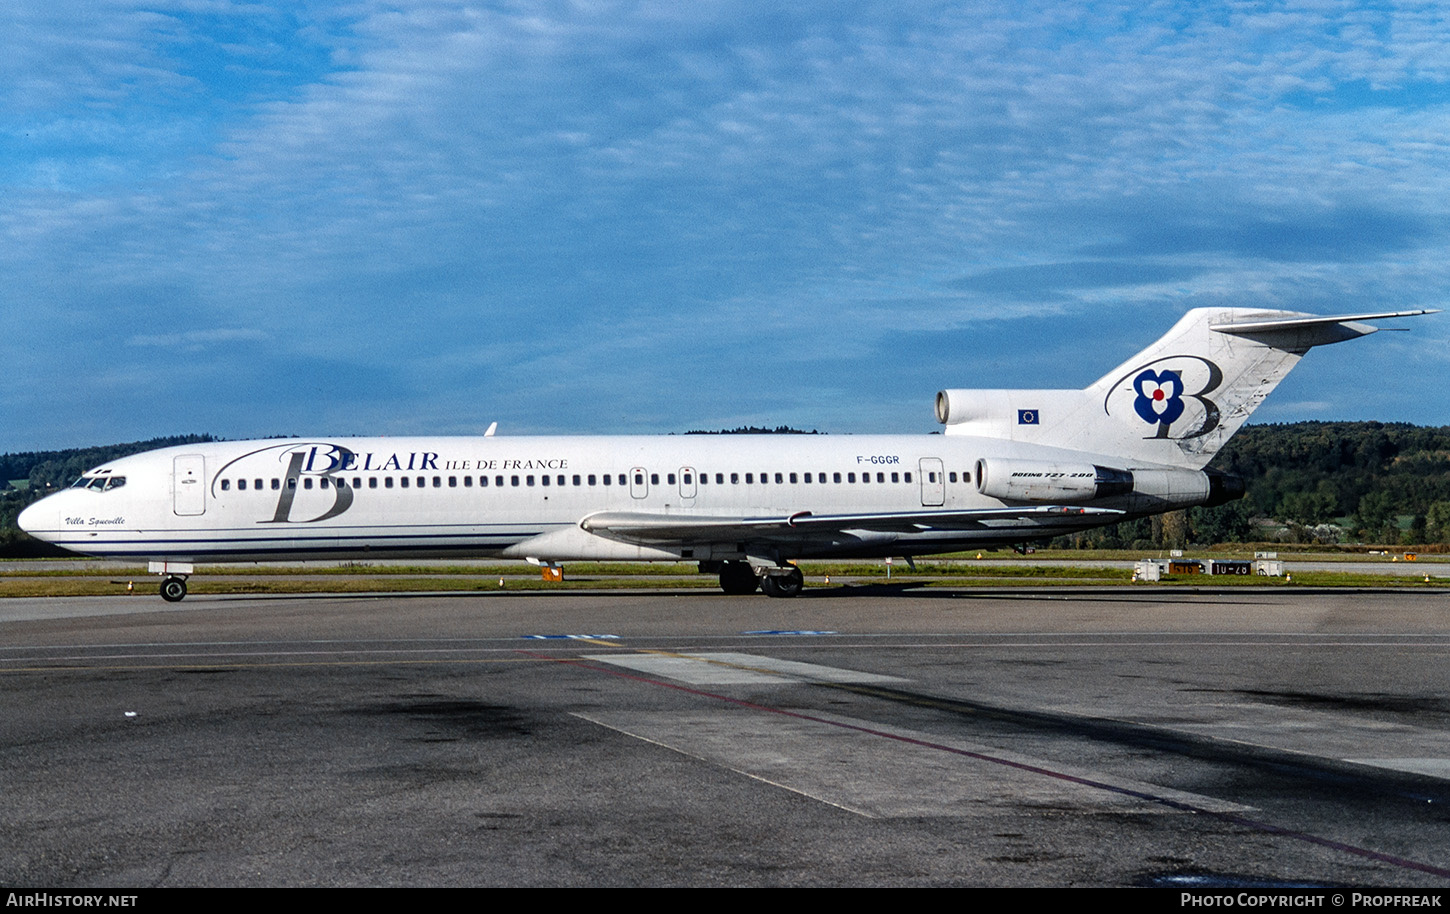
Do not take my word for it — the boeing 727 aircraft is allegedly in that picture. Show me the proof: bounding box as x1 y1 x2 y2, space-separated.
17 307 1435 600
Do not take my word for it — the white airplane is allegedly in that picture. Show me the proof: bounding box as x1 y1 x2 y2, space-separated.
18 307 1435 601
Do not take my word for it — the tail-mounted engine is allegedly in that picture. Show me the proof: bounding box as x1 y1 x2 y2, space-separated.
974 458 1243 509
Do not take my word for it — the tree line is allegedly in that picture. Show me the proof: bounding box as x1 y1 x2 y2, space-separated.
1060 421 1450 549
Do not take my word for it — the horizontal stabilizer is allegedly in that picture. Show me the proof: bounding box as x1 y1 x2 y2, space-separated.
1208 309 1438 336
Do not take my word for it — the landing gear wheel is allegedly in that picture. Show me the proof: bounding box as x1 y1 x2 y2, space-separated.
718 561 759 595
160 576 188 603
760 566 804 598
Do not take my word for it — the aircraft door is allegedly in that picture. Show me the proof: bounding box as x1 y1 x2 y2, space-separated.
630 467 649 499
678 466 697 506
174 455 206 516
919 457 945 507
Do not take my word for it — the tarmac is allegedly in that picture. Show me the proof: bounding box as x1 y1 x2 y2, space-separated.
2 584 1449 886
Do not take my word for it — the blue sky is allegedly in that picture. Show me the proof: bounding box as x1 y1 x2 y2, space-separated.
4 0 1448 451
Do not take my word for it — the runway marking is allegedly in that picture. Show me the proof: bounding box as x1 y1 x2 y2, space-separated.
582 651 908 686
742 630 838 636
577 709 1252 819
1047 698 1450 784
523 649 1450 880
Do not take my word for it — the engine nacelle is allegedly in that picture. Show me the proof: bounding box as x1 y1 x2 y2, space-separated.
975 459 1133 503
975 458 1240 510
936 389 1013 426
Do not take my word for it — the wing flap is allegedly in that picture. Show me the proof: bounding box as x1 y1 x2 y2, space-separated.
579 506 1121 544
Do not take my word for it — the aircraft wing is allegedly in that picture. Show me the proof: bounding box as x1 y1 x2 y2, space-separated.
579 505 1121 545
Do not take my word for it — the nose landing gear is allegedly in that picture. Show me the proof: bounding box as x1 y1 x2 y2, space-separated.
160 576 188 602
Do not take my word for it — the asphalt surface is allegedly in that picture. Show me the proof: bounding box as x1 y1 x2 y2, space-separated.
2 584 1449 887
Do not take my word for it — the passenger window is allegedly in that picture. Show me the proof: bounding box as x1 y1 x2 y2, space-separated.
745 473 754 484
667 473 676 485
384 477 393 488
237 479 247 490
848 473 856 483
716 473 724 484
789 473 797 483
463 476 472 487
650 473 658 485
891 472 899 483
272 479 281 490
588 474 597 486
541 475 550 486
877 473 885 483
804 473 812 483
904 472 912 483
731 473 739 484
288 478 298 489
221 479 231 491
448 476 457 487
833 472 841 483
495 476 503 487
775 473 784 484
573 475 581 486
320 478 330 489
602 475 610 486
400 477 409 488
368 478 377 489
433 476 442 487
479 476 488 487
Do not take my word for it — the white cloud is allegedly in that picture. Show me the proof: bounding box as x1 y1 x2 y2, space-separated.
3 1 1449 448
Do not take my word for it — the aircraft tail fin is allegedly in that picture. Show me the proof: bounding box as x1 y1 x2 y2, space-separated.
937 307 1435 468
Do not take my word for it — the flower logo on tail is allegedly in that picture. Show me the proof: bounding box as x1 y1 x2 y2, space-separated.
1132 369 1185 427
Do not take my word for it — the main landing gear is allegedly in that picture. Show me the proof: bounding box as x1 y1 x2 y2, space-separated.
715 561 804 598
760 566 804 598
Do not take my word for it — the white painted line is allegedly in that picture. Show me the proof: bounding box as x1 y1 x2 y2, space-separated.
577 710 1252 818
583 651 908 686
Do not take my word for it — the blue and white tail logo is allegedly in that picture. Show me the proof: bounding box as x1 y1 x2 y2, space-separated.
1105 355 1223 440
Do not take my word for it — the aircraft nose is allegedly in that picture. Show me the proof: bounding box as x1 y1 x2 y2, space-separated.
17 498 55 541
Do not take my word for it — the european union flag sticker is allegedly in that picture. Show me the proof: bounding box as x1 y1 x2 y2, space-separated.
1017 409 1039 425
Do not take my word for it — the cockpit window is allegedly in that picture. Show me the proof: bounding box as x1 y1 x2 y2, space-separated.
72 475 125 491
